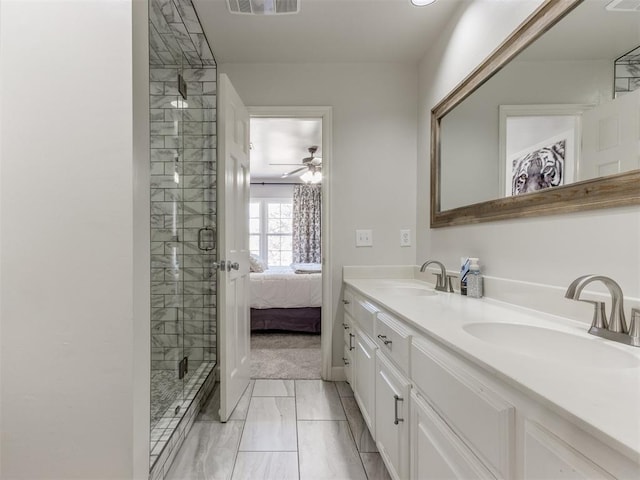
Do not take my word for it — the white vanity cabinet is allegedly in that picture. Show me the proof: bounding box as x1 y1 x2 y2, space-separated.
375 349 411 480
341 282 640 480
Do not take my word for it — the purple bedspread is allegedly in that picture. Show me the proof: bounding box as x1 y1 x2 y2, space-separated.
250 307 321 333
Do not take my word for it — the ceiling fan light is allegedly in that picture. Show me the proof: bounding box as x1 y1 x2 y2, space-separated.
300 170 322 184
411 0 436 6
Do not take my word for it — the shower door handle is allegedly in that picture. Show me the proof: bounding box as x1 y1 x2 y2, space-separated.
198 226 216 251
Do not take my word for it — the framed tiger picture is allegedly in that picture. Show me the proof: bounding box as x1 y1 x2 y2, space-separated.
508 135 569 196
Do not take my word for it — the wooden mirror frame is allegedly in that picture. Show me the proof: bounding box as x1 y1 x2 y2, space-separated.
430 0 640 228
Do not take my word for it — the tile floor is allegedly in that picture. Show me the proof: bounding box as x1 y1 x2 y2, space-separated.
166 379 392 480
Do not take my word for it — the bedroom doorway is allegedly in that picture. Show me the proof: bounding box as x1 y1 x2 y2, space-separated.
246 107 333 381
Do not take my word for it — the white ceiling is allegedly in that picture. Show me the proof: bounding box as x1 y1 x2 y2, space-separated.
191 0 464 64
250 117 322 181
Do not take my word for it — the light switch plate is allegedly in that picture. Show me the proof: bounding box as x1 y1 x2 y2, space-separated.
400 229 411 247
356 229 373 247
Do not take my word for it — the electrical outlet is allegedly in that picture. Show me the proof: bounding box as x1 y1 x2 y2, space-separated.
355 229 373 247
400 229 411 247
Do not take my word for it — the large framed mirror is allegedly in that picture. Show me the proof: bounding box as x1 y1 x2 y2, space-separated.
431 0 640 228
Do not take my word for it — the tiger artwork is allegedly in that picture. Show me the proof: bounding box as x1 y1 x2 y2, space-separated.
511 139 566 195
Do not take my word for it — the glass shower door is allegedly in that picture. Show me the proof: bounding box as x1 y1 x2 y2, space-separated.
150 61 186 435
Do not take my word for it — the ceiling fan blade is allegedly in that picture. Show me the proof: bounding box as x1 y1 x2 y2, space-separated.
281 166 308 178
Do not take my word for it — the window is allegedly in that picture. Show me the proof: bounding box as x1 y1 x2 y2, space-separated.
249 198 293 267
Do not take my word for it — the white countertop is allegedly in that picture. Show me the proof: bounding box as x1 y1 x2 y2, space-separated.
343 276 640 462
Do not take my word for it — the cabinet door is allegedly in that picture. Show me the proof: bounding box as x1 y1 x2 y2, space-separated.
375 351 411 480
354 326 377 436
343 313 354 385
344 348 353 385
410 391 495 480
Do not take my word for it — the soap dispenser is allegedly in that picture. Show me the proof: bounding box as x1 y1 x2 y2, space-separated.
467 258 483 298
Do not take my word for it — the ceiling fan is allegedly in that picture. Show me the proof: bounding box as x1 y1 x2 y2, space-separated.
281 146 322 182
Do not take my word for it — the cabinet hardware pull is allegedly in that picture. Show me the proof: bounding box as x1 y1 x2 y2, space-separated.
342 357 350 366
377 334 392 346
342 299 351 304
394 394 404 425
342 323 349 330
349 333 355 350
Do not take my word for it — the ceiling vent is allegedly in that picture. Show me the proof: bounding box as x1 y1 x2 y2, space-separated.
606 0 640 11
227 0 299 15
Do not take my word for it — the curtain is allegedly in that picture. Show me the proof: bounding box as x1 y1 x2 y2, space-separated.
292 184 321 264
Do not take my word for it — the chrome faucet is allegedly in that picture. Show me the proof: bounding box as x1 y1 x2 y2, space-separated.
565 274 639 347
419 260 452 292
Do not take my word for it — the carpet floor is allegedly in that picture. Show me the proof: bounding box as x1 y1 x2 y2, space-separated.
251 332 321 379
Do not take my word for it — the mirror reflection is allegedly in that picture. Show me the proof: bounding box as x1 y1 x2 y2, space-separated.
439 0 640 211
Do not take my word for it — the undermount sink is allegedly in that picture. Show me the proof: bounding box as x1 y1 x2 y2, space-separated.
373 286 437 297
463 322 640 369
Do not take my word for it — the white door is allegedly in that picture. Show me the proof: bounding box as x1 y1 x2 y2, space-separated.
580 89 640 180
218 74 251 422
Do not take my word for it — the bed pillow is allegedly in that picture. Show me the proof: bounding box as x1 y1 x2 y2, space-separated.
249 254 267 273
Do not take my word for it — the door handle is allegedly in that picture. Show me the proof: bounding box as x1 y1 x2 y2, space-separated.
393 394 404 425
349 333 355 351
227 262 240 271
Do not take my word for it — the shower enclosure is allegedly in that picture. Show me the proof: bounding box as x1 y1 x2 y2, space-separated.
147 0 218 473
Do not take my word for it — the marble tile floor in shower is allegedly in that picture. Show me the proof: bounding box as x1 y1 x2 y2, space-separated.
151 362 216 466
151 369 195 430
166 379 392 480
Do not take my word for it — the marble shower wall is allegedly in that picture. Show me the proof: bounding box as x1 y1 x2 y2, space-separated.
149 0 217 374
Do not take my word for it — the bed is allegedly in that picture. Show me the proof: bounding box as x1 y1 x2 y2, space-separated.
250 264 322 333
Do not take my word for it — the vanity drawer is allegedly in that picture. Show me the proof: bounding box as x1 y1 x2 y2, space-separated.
355 299 378 338
411 337 515 479
343 289 355 317
374 312 412 374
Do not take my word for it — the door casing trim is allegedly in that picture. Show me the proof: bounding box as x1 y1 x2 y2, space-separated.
247 105 334 380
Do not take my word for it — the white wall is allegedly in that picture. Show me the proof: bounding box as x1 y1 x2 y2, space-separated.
417 1 640 303
221 63 418 365
0 1 150 478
